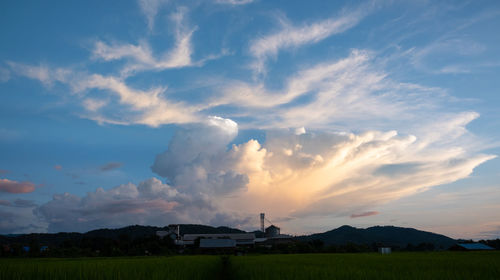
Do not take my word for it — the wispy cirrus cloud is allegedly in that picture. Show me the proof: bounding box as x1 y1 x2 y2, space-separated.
0 66 10 82
7 62 203 126
93 7 200 76
351 211 379 218
99 162 123 172
215 0 254 5
249 6 368 75
0 179 35 194
138 0 170 31
75 74 201 126
215 49 453 131
6 46 487 133
7 62 70 87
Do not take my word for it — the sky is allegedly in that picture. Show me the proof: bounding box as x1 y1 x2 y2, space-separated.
0 0 499 239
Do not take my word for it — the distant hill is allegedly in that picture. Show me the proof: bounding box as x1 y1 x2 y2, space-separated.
0 224 245 246
296 225 456 249
178 224 245 235
0 224 457 249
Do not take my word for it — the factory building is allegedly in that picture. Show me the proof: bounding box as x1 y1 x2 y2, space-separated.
183 233 256 246
265 225 280 237
156 213 292 249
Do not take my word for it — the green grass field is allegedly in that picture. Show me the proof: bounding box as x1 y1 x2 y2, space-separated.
1 252 499 280
0 255 223 280
229 252 500 280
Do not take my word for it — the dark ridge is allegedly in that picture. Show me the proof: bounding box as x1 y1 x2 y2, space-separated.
295 225 456 249
1 224 457 249
179 224 245 235
0 224 245 246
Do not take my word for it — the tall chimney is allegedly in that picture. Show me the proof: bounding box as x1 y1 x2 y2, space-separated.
260 213 265 232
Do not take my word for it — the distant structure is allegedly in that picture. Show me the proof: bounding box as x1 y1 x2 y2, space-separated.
450 243 494 251
183 233 256 246
258 214 292 245
378 247 391 254
155 213 292 250
156 224 180 241
200 239 236 248
265 225 280 238
260 213 265 232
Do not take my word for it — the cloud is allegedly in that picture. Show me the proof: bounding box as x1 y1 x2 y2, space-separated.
35 177 248 232
93 7 200 76
0 67 10 82
215 0 254 5
0 199 37 208
217 49 452 130
249 7 367 75
8 62 203 126
35 178 178 232
83 98 108 112
0 169 9 175
7 62 70 87
73 74 201 126
0 179 35 194
54 165 63 171
35 117 257 232
99 162 123 172
138 0 169 31
11 39 463 131
32 112 494 233
479 226 500 239
0 209 46 234
351 211 379 218
148 113 494 228
204 118 493 222
151 116 250 196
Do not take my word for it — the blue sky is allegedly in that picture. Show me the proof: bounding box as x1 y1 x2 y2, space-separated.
1 0 499 239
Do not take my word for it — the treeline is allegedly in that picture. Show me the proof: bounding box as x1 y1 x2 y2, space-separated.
458 239 500 250
1 235 176 258
248 240 445 255
481 239 500 249
3 234 499 258
1 237 449 258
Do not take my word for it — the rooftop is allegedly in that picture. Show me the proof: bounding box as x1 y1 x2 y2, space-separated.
457 243 494 250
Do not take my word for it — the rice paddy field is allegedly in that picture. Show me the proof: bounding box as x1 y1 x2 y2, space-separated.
1 252 499 280
0 255 223 280
229 252 500 280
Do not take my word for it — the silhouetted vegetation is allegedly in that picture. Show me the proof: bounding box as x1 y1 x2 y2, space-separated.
480 239 500 250
0 224 241 258
1 224 498 258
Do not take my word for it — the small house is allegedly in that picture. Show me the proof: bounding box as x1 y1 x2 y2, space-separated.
450 243 494 251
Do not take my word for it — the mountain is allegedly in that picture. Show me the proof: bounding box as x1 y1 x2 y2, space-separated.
0 224 245 246
296 225 456 249
178 224 245 235
1 224 457 249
